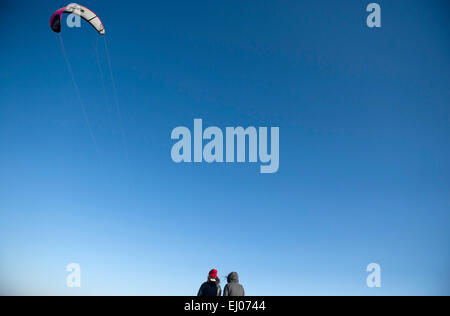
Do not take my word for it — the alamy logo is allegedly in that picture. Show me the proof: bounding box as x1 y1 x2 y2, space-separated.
67 6 82 29
366 3 381 28
171 119 279 174
66 263 81 288
67 13 81 29
366 263 381 288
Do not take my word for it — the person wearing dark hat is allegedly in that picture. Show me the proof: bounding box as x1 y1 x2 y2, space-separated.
197 269 222 296
223 272 245 296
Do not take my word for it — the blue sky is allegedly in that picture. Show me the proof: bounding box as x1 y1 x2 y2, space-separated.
0 0 449 295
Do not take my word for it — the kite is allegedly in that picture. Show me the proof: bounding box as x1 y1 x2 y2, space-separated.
50 3 105 35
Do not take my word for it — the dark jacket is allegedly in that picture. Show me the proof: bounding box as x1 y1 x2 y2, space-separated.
197 278 222 297
223 272 245 296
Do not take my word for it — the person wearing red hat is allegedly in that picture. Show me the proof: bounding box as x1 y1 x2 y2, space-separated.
197 269 222 296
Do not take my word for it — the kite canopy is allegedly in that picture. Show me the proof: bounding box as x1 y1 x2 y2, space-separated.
50 3 105 35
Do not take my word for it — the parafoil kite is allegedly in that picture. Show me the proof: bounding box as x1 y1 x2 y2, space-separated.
50 3 105 35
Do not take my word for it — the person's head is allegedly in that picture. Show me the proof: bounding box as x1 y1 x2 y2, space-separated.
227 272 239 284
207 269 220 283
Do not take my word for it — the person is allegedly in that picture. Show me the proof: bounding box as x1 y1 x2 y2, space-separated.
197 269 222 296
223 272 245 296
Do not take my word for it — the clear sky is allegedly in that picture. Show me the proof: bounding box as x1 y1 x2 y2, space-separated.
0 0 449 295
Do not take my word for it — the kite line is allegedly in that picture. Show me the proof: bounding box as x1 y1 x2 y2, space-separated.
57 33 102 163
102 36 132 170
94 37 114 134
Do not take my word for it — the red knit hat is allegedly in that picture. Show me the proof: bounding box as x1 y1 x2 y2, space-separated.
208 269 218 279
